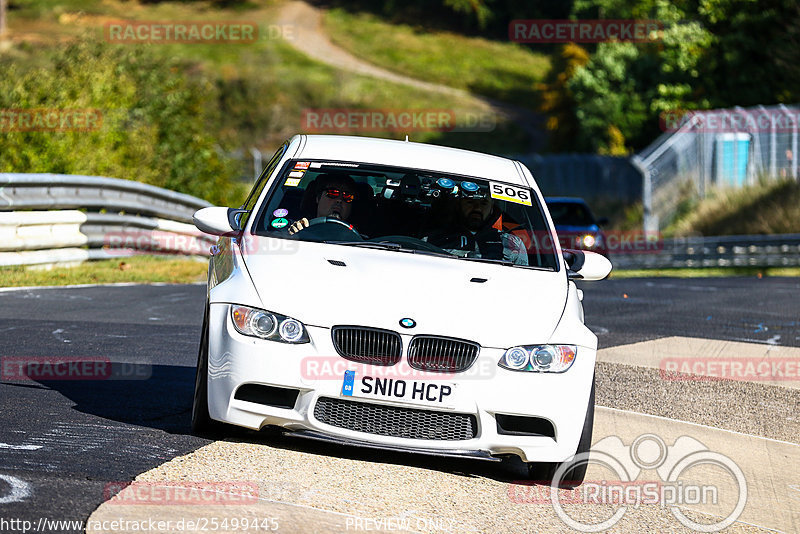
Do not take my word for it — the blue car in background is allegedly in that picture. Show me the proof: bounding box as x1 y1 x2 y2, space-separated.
545 197 609 257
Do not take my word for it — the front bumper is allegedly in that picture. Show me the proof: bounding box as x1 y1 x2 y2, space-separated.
206 303 596 464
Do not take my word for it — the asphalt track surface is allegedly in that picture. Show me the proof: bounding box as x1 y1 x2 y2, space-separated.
0 276 798 531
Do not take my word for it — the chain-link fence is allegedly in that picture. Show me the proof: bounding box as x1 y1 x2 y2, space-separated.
635 104 800 231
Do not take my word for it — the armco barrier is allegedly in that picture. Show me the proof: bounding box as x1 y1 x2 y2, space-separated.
609 233 800 269
0 173 215 266
2 174 797 270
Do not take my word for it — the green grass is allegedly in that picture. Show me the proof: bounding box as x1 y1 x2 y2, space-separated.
323 7 550 109
667 178 800 237
0 256 208 287
4 1 530 157
610 267 800 278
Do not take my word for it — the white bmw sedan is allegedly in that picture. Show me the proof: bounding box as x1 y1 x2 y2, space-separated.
192 134 611 485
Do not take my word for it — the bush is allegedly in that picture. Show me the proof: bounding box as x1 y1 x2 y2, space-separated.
0 39 241 205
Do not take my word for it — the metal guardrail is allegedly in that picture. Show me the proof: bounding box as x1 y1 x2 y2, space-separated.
2 174 797 271
0 173 210 222
610 233 800 269
0 173 214 266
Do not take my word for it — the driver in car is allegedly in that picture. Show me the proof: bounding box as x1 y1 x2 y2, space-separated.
288 174 358 235
425 191 529 265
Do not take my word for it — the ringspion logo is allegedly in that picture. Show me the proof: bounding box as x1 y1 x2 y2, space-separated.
509 433 747 532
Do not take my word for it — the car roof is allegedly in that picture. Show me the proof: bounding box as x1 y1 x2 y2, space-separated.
293 135 527 185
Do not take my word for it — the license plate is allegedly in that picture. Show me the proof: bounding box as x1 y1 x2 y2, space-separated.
341 372 456 408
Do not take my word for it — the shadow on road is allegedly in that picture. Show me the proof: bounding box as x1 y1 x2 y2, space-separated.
12 363 533 483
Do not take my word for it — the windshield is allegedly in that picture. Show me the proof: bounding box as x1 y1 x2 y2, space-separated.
252 160 559 270
547 202 596 227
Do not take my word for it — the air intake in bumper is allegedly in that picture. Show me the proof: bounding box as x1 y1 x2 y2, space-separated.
495 414 556 438
234 384 299 409
313 397 478 441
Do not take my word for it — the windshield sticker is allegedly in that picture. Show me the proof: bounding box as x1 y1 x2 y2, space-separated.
270 218 289 229
294 161 310 170
284 177 301 187
490 182 533 206
288 170 305 178
272 208 289 218
310 162 360 168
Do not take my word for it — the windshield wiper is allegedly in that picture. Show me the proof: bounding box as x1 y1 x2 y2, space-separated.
325 241 402 250
325 240 455 258
455 256 515 266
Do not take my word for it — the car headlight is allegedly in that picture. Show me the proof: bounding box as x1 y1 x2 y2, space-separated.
581 234 596 248
498 345 576 373
230 305 309 344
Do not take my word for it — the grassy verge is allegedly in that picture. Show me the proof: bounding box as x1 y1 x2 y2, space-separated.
0 256 208 288
610 267 800 279
323 7 549 109
666 178 800 237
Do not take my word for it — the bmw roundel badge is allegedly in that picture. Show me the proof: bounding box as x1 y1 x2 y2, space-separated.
399 318 416 329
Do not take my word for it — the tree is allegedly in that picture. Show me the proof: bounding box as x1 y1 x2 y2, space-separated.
538 43 591 152
1 0 7 38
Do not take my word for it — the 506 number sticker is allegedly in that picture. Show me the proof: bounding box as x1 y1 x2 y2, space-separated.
490 182 532 206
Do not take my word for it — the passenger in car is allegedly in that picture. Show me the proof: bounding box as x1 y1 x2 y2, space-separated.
425 194 529 265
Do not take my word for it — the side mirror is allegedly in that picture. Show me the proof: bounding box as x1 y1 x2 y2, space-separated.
563 249 612 281
193 207 247 236
596 216 609 226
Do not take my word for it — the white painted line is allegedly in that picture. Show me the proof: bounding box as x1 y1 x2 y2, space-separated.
0 474 32 504
51 328 70 343
598 405 800 447
0 443 43 450
0 281 206 293
598 336 800 389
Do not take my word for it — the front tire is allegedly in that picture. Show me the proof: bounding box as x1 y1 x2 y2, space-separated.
527 375 595 488
192 303 225 436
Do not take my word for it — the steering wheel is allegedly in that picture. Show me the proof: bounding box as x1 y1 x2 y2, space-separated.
297 217 362 239
305 216 355 230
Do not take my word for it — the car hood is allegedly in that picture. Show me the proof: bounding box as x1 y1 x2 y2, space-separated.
241 237 568 348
